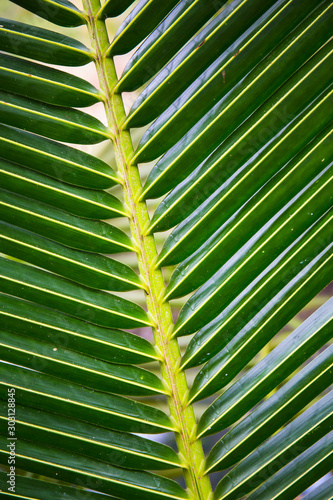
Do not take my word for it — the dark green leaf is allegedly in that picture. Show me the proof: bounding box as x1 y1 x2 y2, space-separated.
0 257 150 329
0 222 142 292
182 206 331 367
245 432 333 500
160 126 332 274
0 18 92 65
174 175 333 338
0 293 157 365
197 344 333 438
0 53 101 107
0 472 118 499
188 237 332 413
190 298 332 405
0 189 133 253
152 85 332 237
0 124 118 189
0 436 188 500
127 0 279 127
0 403 181 471
203 353 332 466
181 218 332 386
129 0 319 155
0 363 174 434
0 159 126 219
117 0 223 92
10 0 85 27
213 392 332 498
142 23 332 199
0 331 164 396
108 0 180 56
0 91 108 144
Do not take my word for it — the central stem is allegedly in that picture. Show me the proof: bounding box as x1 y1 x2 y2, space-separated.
82 2 213 499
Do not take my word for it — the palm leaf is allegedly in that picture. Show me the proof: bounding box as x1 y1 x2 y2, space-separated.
0 1 331 499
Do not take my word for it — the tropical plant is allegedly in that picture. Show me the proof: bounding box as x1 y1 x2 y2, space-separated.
0 0 332 499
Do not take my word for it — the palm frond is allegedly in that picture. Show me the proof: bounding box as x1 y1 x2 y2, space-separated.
0 0 331 499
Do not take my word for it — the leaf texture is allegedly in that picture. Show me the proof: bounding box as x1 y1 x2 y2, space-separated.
0 91 108 144
213 391 332 498
0 124 118 189
125 0 280 123
0 54 102 107
133 0 321 157
0 222 141 291
108 0 180 56
0 402 181 470
10 0 85 27
190 298 333 405
117 0 225 92
0 18 93 65
198 343 333 438
0 363 174 434
143 27 332 200
245 432 333 500
0 159 125 219
0 0 331 498
0 294 157 365
0 436 188 500
0 331 164 397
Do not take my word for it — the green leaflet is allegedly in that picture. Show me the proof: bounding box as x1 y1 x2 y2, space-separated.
0 1 331 498
197 343 333 438
158 123 332 271
0 437 189 500
152 84 332 237
245 432 333 500
117 0 224 92
162 126 332 286
180 217 333 390
0 331 164 397
0 53 101 107
0 124 118 189
10 0 85 27
0 189 133 253
130 0 318 156
181 210 331 368
204 353 333 474
186 237 333 420
0 294 157 365
0 160 126 219
136 2 331 165
213 392 333 498
126 0 278 126
0 222 142 292
173 169 333 338
98 0 135 19
108 0 180 56
0 471 118 499
190 297 333 404
142 15 332 199
0 403 181 470
203 300 332 470
0 363 174 434
0 257 150 329
0 438 189 500
302 476 333 500
0 18 92 65
0 91 108 144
